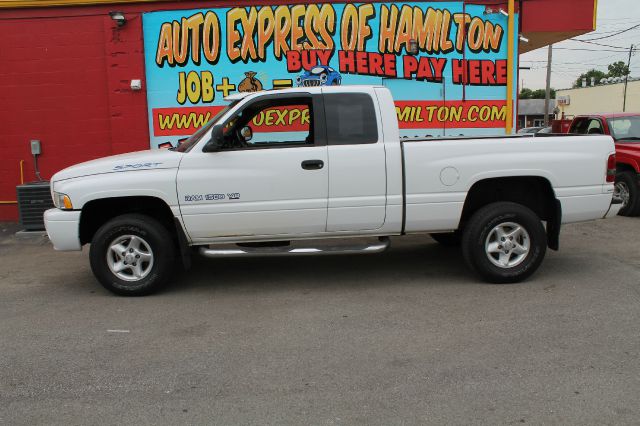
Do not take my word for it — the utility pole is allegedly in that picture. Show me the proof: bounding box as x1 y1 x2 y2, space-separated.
623 44 634 112
544 44 553 127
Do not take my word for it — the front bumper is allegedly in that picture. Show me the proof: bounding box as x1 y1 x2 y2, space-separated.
44 208 82 251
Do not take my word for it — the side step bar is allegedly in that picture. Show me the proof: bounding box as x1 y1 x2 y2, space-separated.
199 237 390 258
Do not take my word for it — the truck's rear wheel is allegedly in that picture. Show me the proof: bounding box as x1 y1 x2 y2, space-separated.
89 214 174 296
462 202 546 283
615 171 640 216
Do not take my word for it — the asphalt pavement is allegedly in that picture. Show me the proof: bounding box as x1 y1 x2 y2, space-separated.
1 217 639 425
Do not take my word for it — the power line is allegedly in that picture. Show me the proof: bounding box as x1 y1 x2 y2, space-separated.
522 59 622 66
596 21 640 28
585 21 640 34
521 53 626 65
553 47 630 53
598 17 640 22
587 28 633 35
570 39 630 50
576 23 640 41
611 32 640 40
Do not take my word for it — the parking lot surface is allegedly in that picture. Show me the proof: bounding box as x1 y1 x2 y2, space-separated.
1 217 640 425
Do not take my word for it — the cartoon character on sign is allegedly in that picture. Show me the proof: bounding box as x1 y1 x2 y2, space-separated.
238 71 263 92
297 64 342 87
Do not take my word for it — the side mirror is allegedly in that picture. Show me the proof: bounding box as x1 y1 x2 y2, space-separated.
240 126 253 142
203 125 223 152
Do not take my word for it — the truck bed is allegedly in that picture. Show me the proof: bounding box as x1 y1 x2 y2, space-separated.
400 134 616 233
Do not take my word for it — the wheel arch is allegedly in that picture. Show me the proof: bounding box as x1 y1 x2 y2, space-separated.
79 196 178 246
459 176 561 250
616 161 638 174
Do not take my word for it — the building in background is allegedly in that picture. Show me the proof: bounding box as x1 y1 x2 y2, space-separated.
0 0 599 221
517 99 556 129
556 79 640 118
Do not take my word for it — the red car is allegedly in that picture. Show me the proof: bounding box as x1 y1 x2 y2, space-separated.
569 113 640 216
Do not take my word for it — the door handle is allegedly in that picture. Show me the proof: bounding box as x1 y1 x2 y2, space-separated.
301 159 324 170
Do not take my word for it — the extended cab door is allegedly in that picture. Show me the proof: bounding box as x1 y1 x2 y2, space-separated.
322 88 387 231
177 93 328 242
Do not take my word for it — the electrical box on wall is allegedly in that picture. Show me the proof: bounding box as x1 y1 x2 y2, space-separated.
30 139 41 155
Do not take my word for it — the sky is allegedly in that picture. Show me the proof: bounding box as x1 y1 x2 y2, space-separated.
519 0 639 90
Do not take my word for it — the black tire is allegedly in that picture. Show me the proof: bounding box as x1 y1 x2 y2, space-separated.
461 202 547 284
430 231 461 247
89 214 175 296
615 171 640 217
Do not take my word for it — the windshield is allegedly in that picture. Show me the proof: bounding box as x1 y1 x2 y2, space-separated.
607 116 640 142
174 102 238 152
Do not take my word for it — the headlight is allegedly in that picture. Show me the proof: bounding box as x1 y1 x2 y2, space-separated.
53 192 73 210
320 73 328 82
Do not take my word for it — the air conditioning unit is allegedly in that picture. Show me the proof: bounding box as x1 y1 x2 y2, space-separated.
16 181 54 231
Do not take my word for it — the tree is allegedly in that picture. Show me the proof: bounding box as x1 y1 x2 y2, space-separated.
519 88 533 99
573 61 631 88
531 88 556 99
574 69 607 88
519 88 555 99
607 61 630 78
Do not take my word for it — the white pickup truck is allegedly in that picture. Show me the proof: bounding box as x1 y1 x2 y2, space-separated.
44 86 620 296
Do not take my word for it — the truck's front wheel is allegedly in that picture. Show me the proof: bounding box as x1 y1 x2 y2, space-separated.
462 202 546 283
89 214 175 296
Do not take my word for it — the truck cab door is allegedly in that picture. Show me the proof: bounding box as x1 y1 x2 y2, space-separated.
323 88 387 231
176 93 328 243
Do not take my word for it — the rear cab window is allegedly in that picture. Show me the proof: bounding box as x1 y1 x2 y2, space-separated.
323 93 378 145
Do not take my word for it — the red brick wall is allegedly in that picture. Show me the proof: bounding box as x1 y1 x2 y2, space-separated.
0 8 148 220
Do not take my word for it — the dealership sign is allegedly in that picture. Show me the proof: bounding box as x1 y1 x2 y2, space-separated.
142 2 518 148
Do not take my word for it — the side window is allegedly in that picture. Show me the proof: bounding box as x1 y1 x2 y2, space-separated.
222 97 314 149
586 119 604 134
571 118 603 134
324 93 378 145
570 118 589 134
